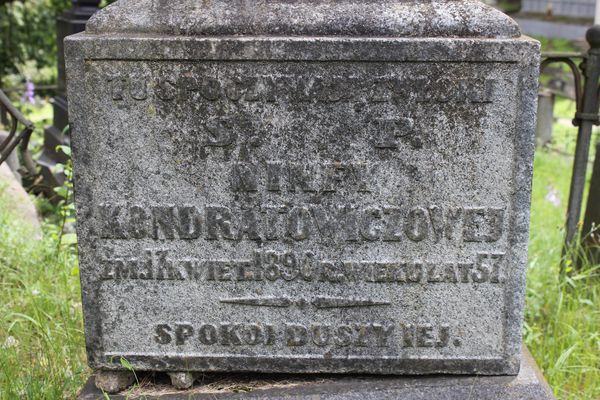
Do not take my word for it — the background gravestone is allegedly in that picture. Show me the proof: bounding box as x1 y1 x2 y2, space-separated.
535 89 554 146
39 0 101 193
65 0 540 381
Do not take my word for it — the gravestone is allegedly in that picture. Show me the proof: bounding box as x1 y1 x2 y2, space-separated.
65 0 541 391
536 89 554 146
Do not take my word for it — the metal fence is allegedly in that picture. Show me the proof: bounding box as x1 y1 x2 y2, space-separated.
0 90 35 176
541 26 600 266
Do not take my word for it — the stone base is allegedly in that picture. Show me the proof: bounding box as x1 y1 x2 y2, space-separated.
78 346 554 400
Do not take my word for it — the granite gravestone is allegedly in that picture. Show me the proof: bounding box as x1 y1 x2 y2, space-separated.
65 0 540 383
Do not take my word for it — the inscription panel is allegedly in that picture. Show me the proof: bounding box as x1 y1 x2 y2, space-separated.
74 57 529 373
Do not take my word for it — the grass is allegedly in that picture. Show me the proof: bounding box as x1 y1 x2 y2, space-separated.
0 97 599 399
524 97 600 400
526 148 600 400
0 188 87 399
524 98 600 400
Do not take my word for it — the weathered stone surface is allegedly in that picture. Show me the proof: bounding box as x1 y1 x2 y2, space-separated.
168 372 196 390
0 162 41 238
65 0 540 375
87 0 520 38
94 370 135 394
78 346 556 399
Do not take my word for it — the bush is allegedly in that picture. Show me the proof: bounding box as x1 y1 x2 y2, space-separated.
0 1 71 86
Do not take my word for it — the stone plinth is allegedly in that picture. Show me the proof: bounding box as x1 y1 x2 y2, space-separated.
78 346 554 399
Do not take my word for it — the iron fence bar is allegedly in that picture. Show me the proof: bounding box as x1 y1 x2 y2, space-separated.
561 26 600 264
0 89 35 175
0 90 33 127
540 56 584 112
0 102 8 126
539 26 600 267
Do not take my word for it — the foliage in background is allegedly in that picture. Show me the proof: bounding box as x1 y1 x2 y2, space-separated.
0 0 71 87
536 36 583 53
496 0 522 14
100 0 118 7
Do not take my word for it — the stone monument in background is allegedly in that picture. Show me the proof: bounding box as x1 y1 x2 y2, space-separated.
39 0 100 193
66 1 554 398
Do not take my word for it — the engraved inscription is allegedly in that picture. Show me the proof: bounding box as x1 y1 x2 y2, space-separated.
99 249 506 284
108 74 496 105
155 323 277 346
231 162 372 193
152 321 457 349
97 204 505 243
85 58 527 369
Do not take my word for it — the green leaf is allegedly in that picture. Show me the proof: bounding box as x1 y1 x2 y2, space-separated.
61 124 70 136
56 145 71 157
51 164 65 174
60 233 77 245
120 356 134 371
53 186 68 199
